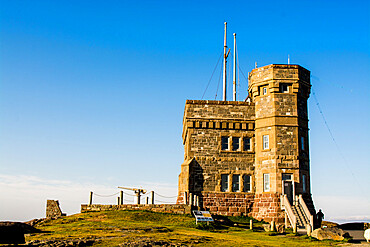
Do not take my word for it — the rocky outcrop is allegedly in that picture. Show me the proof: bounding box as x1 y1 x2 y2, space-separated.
311 227 350 241
25 238 95 246
0 222 41 244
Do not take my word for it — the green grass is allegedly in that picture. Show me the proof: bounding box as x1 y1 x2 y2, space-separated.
20 210 345 246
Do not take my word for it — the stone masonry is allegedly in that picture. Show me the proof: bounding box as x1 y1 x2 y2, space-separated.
46 200 66 218
177 64 315 222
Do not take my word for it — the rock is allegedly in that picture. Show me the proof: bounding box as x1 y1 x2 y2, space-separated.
263 224 270 232
364 229 370 243
276 224 285 233
0 222 42 244
311 227 350 241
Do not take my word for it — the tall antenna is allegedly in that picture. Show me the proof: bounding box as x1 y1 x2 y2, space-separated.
233 33 236 101
223 22 227 101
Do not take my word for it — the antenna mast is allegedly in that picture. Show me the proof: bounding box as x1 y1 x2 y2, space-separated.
223 22 227 101
233 33 236 101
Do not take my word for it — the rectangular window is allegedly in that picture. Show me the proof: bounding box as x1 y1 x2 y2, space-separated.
232 174 240 192
243 175 251 192
280 84 289 93
302 174 307 193
282 173 292 181
301 136 305 151
221 174 229 192
232 137 240 151
263 174 270 192
221 136 229 150
263 135 269 150
243 137 251 151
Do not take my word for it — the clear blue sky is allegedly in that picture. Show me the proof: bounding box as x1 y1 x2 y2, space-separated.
1 0 369 222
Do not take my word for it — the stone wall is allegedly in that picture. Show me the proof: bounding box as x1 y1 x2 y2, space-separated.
251 193 284 223
81 204 197 215
202 192 254 216
46 200 66 218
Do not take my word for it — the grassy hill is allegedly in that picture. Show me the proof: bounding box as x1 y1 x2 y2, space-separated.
22 210 345 246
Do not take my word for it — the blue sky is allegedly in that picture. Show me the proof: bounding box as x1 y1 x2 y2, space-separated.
1 0 369 222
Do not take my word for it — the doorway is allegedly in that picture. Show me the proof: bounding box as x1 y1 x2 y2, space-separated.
284 181 293 205
282 173 294 205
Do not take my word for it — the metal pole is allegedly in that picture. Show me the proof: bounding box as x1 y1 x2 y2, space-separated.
120 191 123 205
117 197 120 205
136 192 141 204
146 197 149 204
250 219 253 230
233 33 236 101
223 22 227 101
89 191 93 205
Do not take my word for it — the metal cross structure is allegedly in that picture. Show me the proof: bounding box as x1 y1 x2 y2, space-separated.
118 186 147 204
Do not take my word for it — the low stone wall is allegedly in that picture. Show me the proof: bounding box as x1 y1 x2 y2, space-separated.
81 204 197 215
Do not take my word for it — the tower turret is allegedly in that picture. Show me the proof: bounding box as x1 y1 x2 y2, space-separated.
248 64 313 220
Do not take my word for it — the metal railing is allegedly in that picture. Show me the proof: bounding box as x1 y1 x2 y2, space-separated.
298 194 314 232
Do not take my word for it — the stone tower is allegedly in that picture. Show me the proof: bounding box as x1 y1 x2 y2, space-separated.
248 64 314 220
177 64 315 224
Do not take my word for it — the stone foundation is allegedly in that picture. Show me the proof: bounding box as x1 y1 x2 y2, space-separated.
201 192 254 216
251 193 284 223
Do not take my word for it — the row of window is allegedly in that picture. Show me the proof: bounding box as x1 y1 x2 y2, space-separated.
221 174 252 192
260 83 290 95
220 173 307 193
221 136 252 151
221 135 306 152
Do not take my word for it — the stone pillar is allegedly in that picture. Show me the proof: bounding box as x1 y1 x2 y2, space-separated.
151 191 155 204
270 221 276 231
306 224 312 236
89 191 93 205
46 200 65 218
120 191 124 205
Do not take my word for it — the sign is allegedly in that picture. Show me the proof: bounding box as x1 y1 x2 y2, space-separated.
192 210 214 223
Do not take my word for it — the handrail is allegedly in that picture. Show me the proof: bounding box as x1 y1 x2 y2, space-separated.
280 195 296 230
298 194 314 231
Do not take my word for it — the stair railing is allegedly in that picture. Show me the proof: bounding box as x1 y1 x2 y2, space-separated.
298 194 314 232
280 194 296 230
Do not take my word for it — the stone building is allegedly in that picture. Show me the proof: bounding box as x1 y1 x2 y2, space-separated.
177 64 316 224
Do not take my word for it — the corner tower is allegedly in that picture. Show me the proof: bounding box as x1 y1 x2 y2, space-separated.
248 64 315 220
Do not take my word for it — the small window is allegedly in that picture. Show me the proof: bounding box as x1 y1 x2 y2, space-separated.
263 87 267 95
301 136 305 151
221 174 229 192
280 84 289 93
302 174 307 193
282 173 292 181
263 174 270 192
232 174 240 192
232 137 240 151
243 175 251 192
263 135 269 150
243 137 251 151
221 136 229 150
